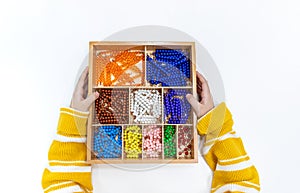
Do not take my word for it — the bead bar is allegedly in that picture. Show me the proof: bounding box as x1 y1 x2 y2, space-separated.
87 42 197 164
93 126 122 159
163 88 192 124
164 125 177 159
94 88 129 124
130 88 162 124
178 126 194 159
123 125 143 159
143 125 163 159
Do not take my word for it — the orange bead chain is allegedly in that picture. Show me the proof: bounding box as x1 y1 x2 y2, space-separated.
96 50 144 86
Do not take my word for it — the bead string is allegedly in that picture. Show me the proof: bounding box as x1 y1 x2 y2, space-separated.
130 89 162 124
95 89 129 124
164 125 177 158
164 89 191 124
143 125 162 158
96 50 144 86
93 126 122 159
124 125 142 159
178 126 193 159
146 49 191 86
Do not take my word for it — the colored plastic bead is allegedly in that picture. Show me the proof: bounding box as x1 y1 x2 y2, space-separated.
178 126 193 159
146 49 191 86
96 50 145 86
143 125 162 159
164 125 177 158
93 126 122 159
130 89 162 124
124 125 142 159
164 89 191 124
95 88 129 124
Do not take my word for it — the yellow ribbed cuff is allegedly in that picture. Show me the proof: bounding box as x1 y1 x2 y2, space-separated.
196 102 231 136
57 107 90 136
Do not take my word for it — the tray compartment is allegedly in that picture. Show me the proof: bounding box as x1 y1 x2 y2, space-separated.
123 125 143 159
163 88 193 124
94 88 129 124
92 125 123 159
146 45 192 87
178 125 194 159
92 45 145 87
142 125 163 159
129 88 162 124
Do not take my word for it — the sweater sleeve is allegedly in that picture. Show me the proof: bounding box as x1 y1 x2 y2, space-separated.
41 107 93 193
196 102 260 193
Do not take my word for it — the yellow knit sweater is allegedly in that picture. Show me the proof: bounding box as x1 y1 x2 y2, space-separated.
41 102 260 193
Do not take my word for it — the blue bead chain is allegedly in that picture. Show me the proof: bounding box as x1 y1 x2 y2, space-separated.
164 89 191 124
146 49 191 86
93 126 122 159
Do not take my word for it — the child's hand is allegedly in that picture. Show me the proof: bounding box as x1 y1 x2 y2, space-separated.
186 71 214 118
70 66 99 112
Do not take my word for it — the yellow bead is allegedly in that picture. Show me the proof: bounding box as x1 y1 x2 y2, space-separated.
124 125 142 158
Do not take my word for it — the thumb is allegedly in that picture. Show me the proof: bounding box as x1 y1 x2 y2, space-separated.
83 91 99 110
186 94 201 117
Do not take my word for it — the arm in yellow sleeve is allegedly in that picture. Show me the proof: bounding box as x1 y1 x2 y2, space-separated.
41 107 93 193
197 102 260 193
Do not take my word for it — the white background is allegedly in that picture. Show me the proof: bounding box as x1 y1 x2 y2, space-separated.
0 0 299 192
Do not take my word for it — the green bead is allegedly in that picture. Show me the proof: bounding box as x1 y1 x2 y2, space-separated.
163 125 177 158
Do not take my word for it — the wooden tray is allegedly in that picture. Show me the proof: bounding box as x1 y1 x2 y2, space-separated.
87 41 198 164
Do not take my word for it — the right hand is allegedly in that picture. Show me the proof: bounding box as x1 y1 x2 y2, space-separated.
186 71 214 118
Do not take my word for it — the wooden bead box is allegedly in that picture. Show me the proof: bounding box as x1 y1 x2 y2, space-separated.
87 41 198 164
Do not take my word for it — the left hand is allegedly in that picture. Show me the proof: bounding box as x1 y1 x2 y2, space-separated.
186 71 214 118
70 66 99 112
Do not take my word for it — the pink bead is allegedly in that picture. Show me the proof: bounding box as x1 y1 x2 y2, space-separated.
143 126 163 158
